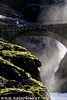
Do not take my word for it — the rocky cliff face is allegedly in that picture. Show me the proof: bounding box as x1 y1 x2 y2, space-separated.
0 38 50 100
54 53 67 92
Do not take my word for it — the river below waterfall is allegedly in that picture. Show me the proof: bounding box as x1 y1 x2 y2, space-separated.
50 93 67 100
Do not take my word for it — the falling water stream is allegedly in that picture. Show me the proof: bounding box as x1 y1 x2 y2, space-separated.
39 37 67 100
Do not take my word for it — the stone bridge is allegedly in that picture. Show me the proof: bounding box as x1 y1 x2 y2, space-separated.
0 24 67 47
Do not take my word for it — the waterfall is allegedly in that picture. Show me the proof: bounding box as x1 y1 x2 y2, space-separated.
40 37 67 92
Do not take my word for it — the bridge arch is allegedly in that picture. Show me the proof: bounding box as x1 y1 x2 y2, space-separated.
8 30 67 48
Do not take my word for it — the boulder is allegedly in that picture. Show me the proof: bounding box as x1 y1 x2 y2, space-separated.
0 38 50 100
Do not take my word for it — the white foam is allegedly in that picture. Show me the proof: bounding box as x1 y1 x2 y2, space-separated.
56 40 67 60
50 93 67 100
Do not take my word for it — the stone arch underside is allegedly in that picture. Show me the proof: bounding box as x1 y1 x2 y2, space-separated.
8 30 67 48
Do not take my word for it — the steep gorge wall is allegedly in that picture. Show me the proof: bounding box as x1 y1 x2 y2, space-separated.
54 53 67 92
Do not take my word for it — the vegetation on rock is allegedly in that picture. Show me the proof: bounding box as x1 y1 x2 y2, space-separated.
0 38 50 100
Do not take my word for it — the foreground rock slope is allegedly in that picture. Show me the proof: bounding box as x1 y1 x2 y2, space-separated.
0 38 50 100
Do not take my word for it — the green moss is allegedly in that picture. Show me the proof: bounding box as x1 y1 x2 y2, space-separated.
0 86 47 100
0 57 25 78
0 76 8 82
0 88 24 94
0 40 39 65
1 57 24 70
1 50 12 57
26 72 31 78
0 40 27 51
0 45 3 50
27 86 47 99
1 50 38 60
0 56 12 65
30 77 43 86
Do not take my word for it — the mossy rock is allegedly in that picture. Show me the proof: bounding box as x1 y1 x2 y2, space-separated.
0 38 50 100
0 39 41 80
0 88 34 97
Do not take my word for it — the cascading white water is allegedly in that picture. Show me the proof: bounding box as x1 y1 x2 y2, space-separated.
40 37 67 92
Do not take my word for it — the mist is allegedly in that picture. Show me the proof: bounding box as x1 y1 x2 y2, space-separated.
38 1 67 90
38 0 67 25
40 37 67 92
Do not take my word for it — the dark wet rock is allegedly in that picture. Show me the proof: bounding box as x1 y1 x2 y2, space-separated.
55 53 67 92
0 39 41 80
0 88 34 97
5 80 22 88
0 38 50 100
0 76 7 88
